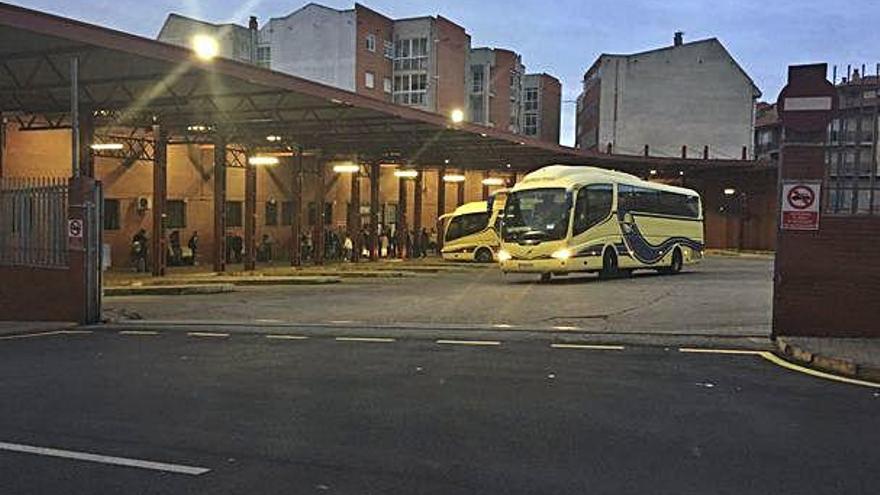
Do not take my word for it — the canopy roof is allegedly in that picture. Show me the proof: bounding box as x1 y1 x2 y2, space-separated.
0 2 764 174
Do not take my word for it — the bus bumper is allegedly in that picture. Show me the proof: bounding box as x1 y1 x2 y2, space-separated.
499 257 590 273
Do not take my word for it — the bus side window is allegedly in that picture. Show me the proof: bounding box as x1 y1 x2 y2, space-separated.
573 184 613 236
445 217 462 241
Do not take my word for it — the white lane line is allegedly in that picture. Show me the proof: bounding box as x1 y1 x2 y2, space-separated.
0 330 93 341
678 348 763 355
118 330 159 336
551 343 625 351
492 324 514 328
0 441 210 476
552 326 581 331
265 334 309 340
329 320 354 324
186 332 229 338
436 339 501 346
335 337 396 343
256 319 282 323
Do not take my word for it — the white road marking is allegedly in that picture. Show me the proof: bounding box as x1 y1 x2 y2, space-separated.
678 348 763 355
186 332 229 338
256 319 282 323
0 441 210 475
329 320 354 324
758 352 880 389
492 324 514 328
0 330 92 340
550 343 625 351
118 330 159 336
265 334 309 340
436 339 501 346
552 326 581 331
335 337 396 343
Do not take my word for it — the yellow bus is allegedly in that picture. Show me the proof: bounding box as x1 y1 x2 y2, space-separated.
440 191 507 263
498 165 703 281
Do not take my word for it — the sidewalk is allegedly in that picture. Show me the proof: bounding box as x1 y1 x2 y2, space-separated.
776 336 880 381
0 321 77 337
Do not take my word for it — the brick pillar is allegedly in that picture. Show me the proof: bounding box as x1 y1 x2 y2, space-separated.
212 135 227 272
244 153 257 271
290 149 303 266
369 161 380 261
151 125 167 277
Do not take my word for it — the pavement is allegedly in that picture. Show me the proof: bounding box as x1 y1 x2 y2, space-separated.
103 256 774 336
776 336 880 381
0 327 877 494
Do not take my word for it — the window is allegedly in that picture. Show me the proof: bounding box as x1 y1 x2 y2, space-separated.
523 114 538 136
445 212 490 242
393 73 428 106
265 201 278 226
103 199 120 231
365 71 375 89
226 201 243 227
471 65 484 93
281 201 294 226
308 202 333 226
166 200 186 229
618 185 700 218
573 184 614 235
256 45 271 68
383 77 392 94
524 88 538 111
365 34 376 52
383 40 393 59
393 37 428 71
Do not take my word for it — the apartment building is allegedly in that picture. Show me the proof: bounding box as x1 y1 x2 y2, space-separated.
468 48 524 133
575 33 760 159
522 73 561 143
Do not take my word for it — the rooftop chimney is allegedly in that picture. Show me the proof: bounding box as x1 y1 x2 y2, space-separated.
673 31 683 47
249 16 258 31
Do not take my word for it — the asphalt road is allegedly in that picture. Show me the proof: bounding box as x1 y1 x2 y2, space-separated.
104 256 772 336
1 329 877 494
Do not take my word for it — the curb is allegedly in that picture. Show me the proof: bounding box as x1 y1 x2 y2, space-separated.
104 284 236 296
106 276 342 288
775 337 880 382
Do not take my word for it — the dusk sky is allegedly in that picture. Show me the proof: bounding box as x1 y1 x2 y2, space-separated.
13 0 880 146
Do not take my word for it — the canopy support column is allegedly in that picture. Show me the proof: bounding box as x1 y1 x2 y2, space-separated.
212 134 226 273
244 150 257 271
151 124 167 277
369 161 380 261
436 166 446 252
290 148 303 266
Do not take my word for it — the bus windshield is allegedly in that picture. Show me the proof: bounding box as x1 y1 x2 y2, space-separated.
501 188 570 242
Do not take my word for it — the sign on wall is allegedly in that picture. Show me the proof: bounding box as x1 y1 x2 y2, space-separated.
781 181 821 230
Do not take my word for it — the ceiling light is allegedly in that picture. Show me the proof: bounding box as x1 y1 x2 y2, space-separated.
333 163 360 173
248 156 280 166
481 177 504 186
90 143 124 151
443 174 466 183
394 169 418 178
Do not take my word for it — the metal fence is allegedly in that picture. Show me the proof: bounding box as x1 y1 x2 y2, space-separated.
0 177 69 268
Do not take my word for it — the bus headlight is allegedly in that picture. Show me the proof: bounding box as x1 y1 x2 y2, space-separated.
497 250 512 262
551 248 571 260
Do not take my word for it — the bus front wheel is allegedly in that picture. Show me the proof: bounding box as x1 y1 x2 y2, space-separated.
599 250 619 280
661 248 683 275
475 247 493 263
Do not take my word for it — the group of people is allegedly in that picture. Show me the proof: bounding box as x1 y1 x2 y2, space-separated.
130 229 199 272
130 223 440 271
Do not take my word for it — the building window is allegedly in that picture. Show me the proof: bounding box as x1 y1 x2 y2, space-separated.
365 34 376 52
383 77 392 94
281 201 294 226
166 200 186 229
365 71 375 89
393 73 427 106
393 37 428 71
226 201 243 227
523 114 538 136
103 199 120 231
524 88 538 112
256 45 271 68
471 65 484 93
308 202 333 225
265 201 278 226
383 40 393 59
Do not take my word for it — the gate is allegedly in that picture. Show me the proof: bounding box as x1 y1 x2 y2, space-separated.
0 176 102 323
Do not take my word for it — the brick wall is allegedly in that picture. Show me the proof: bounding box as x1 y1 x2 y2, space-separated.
434 16 468 117
538 74 561 144
354 4 393 101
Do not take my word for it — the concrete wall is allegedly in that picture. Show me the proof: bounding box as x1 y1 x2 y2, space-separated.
595 40 757 159
157 14 253 63
260 4 356 92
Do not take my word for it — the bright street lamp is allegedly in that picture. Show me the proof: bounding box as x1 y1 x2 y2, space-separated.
450 108 465 124
192 34 219 61
723 188 736 196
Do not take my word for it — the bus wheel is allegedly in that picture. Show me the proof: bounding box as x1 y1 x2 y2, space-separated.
475 247 493 263
660 248 683 275
539 272 552 283
600 250 619 279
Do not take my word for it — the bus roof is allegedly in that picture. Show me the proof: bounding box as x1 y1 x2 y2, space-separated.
442 201 488 220
512 165 700 197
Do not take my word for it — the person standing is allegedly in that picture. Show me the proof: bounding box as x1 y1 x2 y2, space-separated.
169 230 182 266
188 231 199 265
343 235 353 262
131 229 148 272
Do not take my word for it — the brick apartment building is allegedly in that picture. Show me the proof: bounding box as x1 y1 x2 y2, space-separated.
157 3 561 144
523 73 561 143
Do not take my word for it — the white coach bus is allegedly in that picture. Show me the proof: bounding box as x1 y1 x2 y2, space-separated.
497 165 703 282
